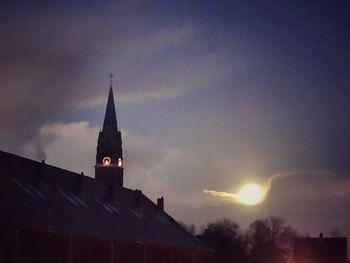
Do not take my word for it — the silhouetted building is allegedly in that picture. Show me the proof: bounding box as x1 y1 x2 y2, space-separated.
293 233 347 263
95 87 124 188
0 84 212 263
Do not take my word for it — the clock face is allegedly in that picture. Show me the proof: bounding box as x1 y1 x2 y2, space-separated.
102 157 111 166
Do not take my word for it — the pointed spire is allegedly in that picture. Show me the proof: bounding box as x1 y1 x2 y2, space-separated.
102 77 118 132
109 73 114 88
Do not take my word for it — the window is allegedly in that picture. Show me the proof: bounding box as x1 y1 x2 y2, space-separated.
27 184 46 200
70 192 87 207
57 189 87 207
117 158 123 168
129 208 146 220
96 198 120 215
154 213 171 224
12 178 45 200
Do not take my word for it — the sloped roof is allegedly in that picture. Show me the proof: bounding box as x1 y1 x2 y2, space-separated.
293 236 347 263
0 150 206 250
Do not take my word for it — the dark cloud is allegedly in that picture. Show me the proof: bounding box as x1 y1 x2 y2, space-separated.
0 1 233 157
0 11 93 156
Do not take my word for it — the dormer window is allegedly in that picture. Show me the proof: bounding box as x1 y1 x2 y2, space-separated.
102 157 111 166
117 158 123 168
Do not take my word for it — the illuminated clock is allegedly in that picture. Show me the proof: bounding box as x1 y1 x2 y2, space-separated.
117 158 123 168
102 157 111 166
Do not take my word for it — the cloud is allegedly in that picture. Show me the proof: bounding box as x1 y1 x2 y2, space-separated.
203 189 236 198
123 131 183 195
22 121 184 200
27 121 99 175
190 170 350 231
20 120 207 208
203 171 293 205
265 171 295 191
0 2 237 158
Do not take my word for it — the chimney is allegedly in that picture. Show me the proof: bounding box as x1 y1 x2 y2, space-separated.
157 196 164 212
74 172 84 195
134 189 142 206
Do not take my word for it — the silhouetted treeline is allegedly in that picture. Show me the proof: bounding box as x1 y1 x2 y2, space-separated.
181 217 298 263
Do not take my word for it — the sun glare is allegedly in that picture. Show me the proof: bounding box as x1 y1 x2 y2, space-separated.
236 183 266 206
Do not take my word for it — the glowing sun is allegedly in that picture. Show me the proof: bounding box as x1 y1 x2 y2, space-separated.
236 183 266 205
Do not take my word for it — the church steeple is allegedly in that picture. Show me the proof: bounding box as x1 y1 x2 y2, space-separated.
102 86 118 133
95 78 123 188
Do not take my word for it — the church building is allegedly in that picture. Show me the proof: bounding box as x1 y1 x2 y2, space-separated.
0 83 213 263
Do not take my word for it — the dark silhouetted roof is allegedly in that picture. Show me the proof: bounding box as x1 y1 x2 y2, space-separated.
0 150 206 250
293 235 347 263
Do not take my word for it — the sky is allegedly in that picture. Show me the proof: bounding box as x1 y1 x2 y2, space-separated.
0 0 350 237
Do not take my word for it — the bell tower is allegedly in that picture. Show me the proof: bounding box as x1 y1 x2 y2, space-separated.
95 76 123 188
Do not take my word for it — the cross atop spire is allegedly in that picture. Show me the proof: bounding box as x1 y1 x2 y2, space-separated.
109 73 114 88
102 85 118 133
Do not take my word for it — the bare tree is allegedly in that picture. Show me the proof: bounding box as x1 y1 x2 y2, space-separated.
199 218 247 263
245 216 298 263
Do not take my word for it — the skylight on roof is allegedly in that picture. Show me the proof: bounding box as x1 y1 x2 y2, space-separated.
70 192 87 208
130 208 146 220
96 198 120 215
154 213 171 225
57 189 87 208
27 184 46 199
12 178 46 200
